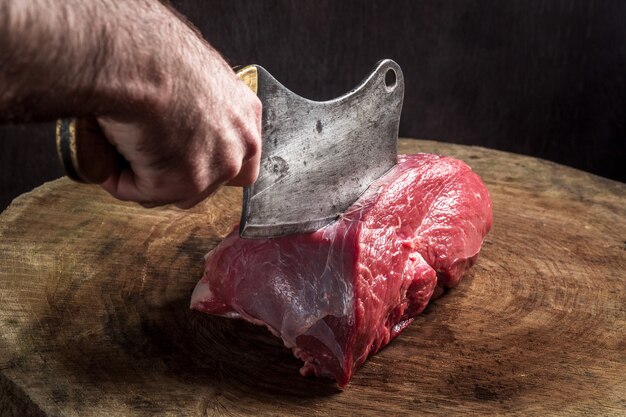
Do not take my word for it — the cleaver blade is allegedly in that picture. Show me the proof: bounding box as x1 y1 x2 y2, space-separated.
239 59 404 238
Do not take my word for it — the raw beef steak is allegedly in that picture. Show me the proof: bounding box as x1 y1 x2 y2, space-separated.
191 153 492 387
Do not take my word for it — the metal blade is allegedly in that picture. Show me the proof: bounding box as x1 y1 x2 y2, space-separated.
240 59 404 238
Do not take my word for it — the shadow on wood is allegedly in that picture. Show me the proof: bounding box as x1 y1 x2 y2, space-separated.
1 139 624 416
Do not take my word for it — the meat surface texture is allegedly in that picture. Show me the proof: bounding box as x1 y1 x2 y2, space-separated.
191 153 492 387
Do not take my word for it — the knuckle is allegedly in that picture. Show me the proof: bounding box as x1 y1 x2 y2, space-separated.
187 172 209 195
240 119 262 163
221 155 242 181
251 95 262 117
244 131 261 160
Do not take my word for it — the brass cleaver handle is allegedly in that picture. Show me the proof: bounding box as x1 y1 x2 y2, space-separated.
55 117 120 184
56 66 259 184
236 65 258 94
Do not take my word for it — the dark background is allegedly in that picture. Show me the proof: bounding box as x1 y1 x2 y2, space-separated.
1 0 625 211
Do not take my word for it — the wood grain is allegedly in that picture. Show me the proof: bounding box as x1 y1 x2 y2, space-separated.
1 139 624 416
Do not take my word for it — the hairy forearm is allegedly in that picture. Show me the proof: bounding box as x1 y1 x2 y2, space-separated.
0 0 219 123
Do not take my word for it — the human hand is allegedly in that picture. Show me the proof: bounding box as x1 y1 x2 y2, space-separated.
95 6 262 209
98 52 262 209
1 0 262 209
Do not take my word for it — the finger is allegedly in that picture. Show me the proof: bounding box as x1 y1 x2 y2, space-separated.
139 202 162 209
226 143 261 187
100 168 149 203
173 181 224 209
227 96 262 187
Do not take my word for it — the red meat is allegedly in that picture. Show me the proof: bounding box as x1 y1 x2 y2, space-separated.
191 153 492 387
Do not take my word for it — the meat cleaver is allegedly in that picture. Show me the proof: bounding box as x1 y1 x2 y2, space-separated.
56 59 404 238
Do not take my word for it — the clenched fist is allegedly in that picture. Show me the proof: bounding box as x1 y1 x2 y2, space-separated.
0 0 262 208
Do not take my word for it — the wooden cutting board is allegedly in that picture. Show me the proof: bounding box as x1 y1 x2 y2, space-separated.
1 139 624 417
